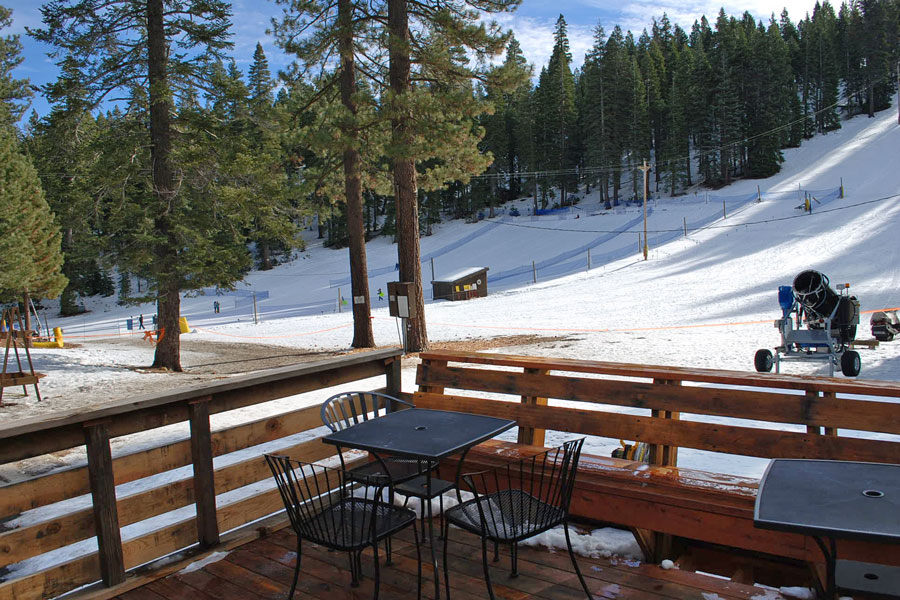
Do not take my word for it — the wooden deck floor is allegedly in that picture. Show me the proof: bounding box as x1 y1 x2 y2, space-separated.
114 522 795 600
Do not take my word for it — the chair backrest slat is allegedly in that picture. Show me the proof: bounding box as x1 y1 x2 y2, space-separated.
321 391 414 433
265 454 389 546
461 438 586 538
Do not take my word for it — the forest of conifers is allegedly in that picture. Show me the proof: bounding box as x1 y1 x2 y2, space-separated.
0 0 898 361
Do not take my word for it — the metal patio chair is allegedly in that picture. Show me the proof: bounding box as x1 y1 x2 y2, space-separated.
441 437 591 599
265 454 421 600
322 391 454 532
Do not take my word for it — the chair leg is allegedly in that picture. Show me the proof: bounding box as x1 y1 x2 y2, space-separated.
413 521 422 600
385 536 393 565
493 541 500 562
288 538 302 600
349 551 361 587
564 522 592 599
480 535 497 600
438 494 444 539
373 536 382 600
510 542 518 577
442 518 452 600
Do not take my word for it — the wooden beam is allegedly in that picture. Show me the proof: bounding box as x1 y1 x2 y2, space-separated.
417 362 900 434
0 348 403 463
0 439 338 568
385 355 402 397
517 368 548 446
414 392 900 463
188 396 219 548
83 421 125 587
417 349 900 398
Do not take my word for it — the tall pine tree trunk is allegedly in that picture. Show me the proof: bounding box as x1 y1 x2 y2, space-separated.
339 0 374 348
148 0 181 371
389 0 428 352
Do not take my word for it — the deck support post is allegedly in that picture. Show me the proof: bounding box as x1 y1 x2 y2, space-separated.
84 420 126 586
189 396 219 548
518 368 549 447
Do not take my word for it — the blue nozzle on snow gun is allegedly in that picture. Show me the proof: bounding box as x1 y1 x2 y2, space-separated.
778 286 794 317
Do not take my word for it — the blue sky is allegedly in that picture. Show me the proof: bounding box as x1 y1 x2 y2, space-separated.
4 0 817 119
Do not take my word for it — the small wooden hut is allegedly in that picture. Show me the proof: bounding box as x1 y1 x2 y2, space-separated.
432 267 489 301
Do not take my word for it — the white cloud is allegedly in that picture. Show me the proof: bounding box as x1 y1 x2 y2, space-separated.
593 0 816 34
492 13 597 72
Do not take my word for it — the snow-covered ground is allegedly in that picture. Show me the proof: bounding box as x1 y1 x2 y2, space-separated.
3 102 899 592
21 101 900 415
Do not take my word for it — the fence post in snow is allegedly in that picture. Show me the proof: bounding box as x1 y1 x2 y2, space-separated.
337 287 341 313
587 248 591 271
431 257 435 281
840 177 844 198
757 185 761 202
684 217 687 237
533 260 537 284
723 201 727 219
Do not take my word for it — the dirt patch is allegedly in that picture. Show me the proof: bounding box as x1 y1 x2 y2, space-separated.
423 334 570 354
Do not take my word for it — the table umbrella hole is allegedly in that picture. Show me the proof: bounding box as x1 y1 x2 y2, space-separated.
415 426 427 431
862 489 884 498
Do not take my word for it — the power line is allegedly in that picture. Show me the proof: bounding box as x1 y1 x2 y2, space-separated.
481 192 900 234
469 101 842 181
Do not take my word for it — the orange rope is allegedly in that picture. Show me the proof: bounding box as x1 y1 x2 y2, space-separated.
55 307 900 341
190 323 353 339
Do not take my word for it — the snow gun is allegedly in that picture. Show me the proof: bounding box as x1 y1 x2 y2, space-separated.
755 270 861 377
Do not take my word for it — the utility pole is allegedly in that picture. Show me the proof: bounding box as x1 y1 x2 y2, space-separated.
639 160 651 260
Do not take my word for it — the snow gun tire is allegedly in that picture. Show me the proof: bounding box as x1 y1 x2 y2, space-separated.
755 349 774 373
841 350 861 377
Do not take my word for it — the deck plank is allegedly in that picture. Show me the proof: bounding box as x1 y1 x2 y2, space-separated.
146 519 792 600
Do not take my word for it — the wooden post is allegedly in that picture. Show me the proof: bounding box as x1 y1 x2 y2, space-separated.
822 391 838 436
651 379 681 467
189 397 220 548
517 368 549 447
532 260 536 284
805 390 822 435
84 420 126 586
385 355 402 398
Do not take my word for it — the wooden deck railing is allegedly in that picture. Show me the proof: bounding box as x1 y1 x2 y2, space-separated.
414 350 900 576
0 348 403 600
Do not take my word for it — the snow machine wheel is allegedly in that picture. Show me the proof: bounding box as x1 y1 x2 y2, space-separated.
841 350 861 377
754 349 774 373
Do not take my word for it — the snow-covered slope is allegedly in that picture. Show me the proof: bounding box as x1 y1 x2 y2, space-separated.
44 103 900 374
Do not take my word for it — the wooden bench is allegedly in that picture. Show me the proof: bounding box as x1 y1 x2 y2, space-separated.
413 350 900 588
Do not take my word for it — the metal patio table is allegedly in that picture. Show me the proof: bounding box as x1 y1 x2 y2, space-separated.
322 407 516 599
754 458 900 599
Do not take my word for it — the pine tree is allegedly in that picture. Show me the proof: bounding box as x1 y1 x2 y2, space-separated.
535 15 577 205
580 23 607 202
31 0 245 371
384 0 520 352
602 26 635 203
0 5 31 127
0 127 67 305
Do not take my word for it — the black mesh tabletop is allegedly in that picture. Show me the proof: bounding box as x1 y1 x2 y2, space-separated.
754 459 900 543
322 408 516 460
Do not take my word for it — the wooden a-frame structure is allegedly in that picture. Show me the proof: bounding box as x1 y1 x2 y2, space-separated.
0 305 43 404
